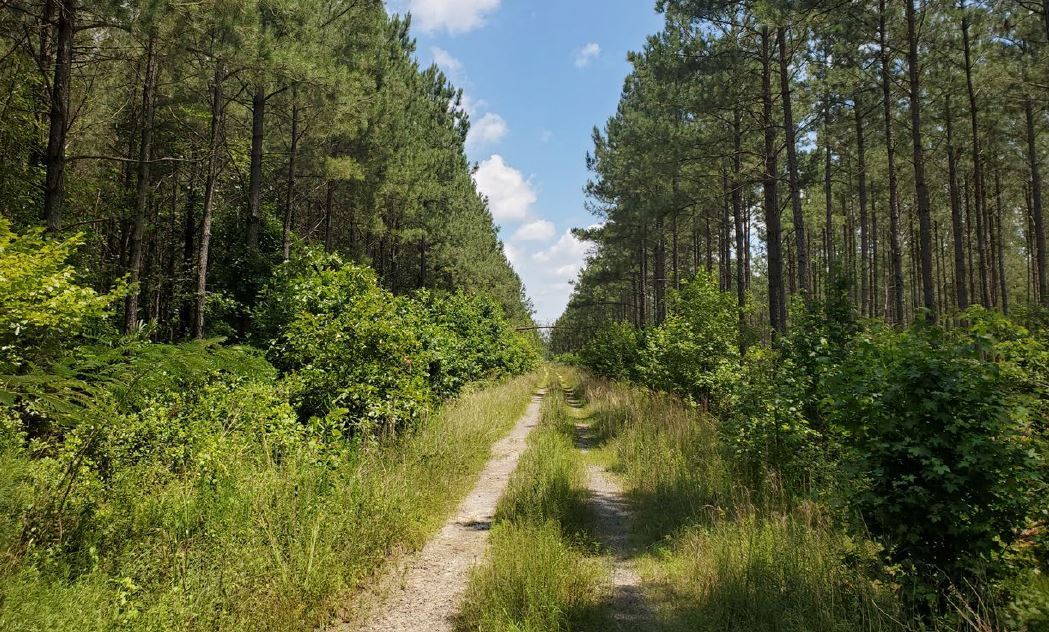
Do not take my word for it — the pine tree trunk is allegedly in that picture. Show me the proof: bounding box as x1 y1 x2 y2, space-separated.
872 186 881 316
32 0 58 168
855 99 871 317
824 111 835 270
962 10 991 308
124 35 159 333
905 0 937 320
194 62 225 340
672 169 681 289
995 171 1009 313
880 0 906 324
639 224 648 326
720 171 731 292
180 167 198 336
762 26 786 335
778 26 810 296
1026 97 1047 307
732 109 747 347
246 84 265 251
324 181 335 253
42 0 75 232
654 212 667 324
946 96 969 310
282 89 299 262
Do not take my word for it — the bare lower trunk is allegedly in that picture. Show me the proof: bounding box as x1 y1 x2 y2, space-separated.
282 90 299 262
995 172 1008 313
42 0 75 232
855 99 870 317
124 35 159 333
905 0 937 320
880 0 905 324
762 26 786 335
194 62 225 339
946 96 969 310
778 26 810 296
1027 97 1047 307
245 84 265 251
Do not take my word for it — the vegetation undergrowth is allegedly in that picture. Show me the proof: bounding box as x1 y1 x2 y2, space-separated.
0 372 541 631
581 372 903 632
559 269 1048 630
0 221 543 631
456 375 611 632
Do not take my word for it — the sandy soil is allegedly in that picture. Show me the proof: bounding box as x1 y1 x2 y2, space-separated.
572 394 654 630
348 390 545 632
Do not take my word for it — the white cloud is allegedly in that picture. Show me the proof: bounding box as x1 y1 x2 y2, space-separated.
512 219 556 242
459 93 487 116
431 47 464 80
467 112 509 149
533 230 591 265
574 42 601 68
510 229 594 323
540 129 553 143
473 155 537 221
406 0 501 34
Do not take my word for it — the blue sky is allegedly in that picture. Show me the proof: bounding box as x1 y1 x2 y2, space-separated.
388 0 664 323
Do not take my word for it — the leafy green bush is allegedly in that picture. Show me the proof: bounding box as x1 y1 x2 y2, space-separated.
254 250 430 433
580 320 642 381
830 325 1043 601
0 218 123 371
255 250 538 433
718 347 825 495
411 290 539 399
638 272 739 407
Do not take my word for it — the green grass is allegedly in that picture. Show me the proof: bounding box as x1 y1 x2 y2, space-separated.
0 372 542 631
456 376 610 631
577 371 904 632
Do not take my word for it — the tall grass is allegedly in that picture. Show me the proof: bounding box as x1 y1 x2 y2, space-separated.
456 378 610 631
0 373 541 631
578 372 904 632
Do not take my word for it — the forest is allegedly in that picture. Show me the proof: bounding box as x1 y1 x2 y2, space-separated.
3 0 1049 629
0 0 545 628
551 0 1049 629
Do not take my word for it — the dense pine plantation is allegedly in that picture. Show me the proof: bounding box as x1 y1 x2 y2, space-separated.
553 0 1049 629
0 0 544 628
4 0 1049 629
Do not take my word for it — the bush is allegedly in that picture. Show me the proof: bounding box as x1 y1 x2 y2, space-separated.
411 290 539 399
254 250 430 433
830 325 1043 600
718 347 825 495
255 251 538 433
0 218 123 371
638 271 739 407
580 320 642 381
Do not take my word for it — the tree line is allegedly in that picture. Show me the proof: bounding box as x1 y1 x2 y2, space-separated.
551 1 1049 624
0 0 532 339
555 0 1049 344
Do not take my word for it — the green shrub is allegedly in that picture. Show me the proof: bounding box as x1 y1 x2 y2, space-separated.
638 271 739 407
0 218 124 372
579 320 642 381
411 290 539 399
718 347 825 495
254 250 430 433
830 325 1043 601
